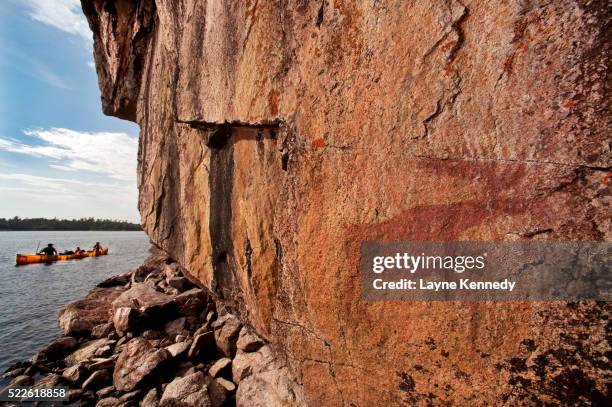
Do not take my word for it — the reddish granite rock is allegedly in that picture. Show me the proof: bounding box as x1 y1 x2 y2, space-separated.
159 371 212 407
58 287 124 336
113 338 170 392
82 0 611 405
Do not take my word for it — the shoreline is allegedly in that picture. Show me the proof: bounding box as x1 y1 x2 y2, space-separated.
1 248 303 406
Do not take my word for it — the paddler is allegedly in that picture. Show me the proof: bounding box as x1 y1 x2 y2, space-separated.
38 243 57 256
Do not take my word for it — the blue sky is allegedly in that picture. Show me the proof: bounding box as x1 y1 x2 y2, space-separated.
0 0 141 222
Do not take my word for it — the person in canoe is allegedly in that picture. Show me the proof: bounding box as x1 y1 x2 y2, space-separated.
92 242 103 254
38 243 57 256
75 247 85 255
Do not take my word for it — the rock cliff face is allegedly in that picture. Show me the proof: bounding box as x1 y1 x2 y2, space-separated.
82 0 610 405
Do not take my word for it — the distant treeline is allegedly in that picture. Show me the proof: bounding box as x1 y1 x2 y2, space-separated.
0 217 142 231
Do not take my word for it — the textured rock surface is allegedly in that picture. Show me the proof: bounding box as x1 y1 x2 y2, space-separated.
159 371 212 407
83 0 611 404
59 287 125 335
113 338 170 391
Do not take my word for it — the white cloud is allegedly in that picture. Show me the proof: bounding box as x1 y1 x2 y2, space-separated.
0 173 139 221
21 0 92 43
87 60 96 69
0 128 138 182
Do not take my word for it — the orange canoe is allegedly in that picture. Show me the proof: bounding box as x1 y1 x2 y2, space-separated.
15 248 109 266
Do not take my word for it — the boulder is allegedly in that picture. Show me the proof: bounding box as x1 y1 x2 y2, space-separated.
33 336 78 362
213 315 242 357
236 328 264 352
141 388 159 407
232 346 275 384
159 371 212 407
208 358 231 379
91 322 115 338
113 307 146 337
175 289 206 317
166 341 191 358
188 331 215 360
112 283 176 321
58 287 125 336
82 370 112 391
65 339 115 364
97 273 130 288
62 363 89 384
236 368 304 407
113 338 170 392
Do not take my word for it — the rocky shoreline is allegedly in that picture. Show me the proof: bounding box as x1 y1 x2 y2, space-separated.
1 248 304 406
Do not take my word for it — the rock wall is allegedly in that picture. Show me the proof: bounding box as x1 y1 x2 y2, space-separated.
82 0 610 405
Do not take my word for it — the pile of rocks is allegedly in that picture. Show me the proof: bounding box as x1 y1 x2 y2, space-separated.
1 250 304 406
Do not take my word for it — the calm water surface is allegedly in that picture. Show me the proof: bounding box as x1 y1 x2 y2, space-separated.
0 231 150 371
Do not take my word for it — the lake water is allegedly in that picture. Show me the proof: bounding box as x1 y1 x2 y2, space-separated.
0 231 150 372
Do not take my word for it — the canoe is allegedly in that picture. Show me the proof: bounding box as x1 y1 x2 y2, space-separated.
15 248 109 266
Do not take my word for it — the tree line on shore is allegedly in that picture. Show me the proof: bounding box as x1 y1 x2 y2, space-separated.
0 217 141 231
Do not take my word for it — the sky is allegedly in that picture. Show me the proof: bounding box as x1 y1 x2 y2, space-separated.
0 0 141 222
